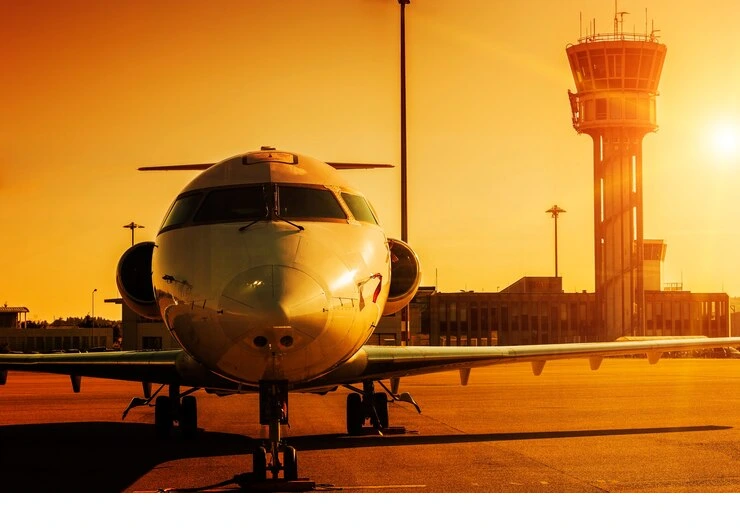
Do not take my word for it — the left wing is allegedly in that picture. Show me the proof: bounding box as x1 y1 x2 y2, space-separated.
0 349 244 392
305 336 740 388
0 350 183 385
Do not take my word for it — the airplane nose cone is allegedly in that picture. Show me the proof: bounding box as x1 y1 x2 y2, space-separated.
218 265 329 351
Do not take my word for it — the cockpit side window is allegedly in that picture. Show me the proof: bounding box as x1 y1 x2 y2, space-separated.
193 185 269 223
160 193 203 232
277 185 346 220
340 192 378 224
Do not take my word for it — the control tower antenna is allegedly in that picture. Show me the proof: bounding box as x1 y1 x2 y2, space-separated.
565 8 666 340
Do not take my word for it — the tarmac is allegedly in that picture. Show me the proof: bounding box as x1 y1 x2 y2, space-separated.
1 358 740 493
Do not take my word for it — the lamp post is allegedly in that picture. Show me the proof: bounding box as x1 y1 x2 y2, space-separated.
123 222 145 247
91 288 97 351
398 0 411 347
545 205 566 278
399 0 409 244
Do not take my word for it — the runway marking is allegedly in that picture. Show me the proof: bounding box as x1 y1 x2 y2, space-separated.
337 484 427 490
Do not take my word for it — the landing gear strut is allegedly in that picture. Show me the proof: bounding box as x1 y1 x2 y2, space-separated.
345 380 389 435
344 380 421 435
252 380 298 481
153 384 199 439
122 383 199 439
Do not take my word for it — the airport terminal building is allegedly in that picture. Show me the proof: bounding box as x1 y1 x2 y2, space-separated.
387 278 730 348
0 306 113 353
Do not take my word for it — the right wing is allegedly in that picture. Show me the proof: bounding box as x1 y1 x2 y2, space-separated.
305 336 740 388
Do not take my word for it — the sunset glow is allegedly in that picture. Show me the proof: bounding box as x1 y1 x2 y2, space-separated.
2 0 740 322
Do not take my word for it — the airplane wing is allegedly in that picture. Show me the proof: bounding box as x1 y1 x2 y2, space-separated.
309 336 740 387
0 350 184 385
0 349 250 392
2 337 738 391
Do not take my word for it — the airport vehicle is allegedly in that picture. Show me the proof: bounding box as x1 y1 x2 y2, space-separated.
1 147 739 481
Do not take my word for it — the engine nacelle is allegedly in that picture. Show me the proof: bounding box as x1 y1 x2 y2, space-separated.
383 238 422 316
116 241 161 320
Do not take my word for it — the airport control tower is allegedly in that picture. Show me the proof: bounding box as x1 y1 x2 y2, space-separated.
566 13 666 340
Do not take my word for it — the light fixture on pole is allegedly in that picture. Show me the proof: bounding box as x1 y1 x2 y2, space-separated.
545 205 566 278
123 222 145 247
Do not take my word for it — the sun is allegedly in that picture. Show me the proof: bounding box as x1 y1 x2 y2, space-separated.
709 123 739 159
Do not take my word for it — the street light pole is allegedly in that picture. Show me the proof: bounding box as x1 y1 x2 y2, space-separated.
91 288 97 351
398 0 411 348
123 221 145 247
546 205 566 278
399 0 409 244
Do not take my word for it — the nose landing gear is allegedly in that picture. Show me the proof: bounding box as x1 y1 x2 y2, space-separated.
252 380 301 483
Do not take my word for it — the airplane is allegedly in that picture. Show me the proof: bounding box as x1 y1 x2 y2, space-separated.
2 146 739 482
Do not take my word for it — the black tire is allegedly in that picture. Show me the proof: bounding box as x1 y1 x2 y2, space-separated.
252 446 267 481
373 391 389 429
283 446 298 481
154 396 172 439
346 393 363 435
180 395 198 439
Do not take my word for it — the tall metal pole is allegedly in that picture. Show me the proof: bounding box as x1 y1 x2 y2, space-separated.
399 0 409 243
546 205 566 278
399 0 410 347
91 288 97 350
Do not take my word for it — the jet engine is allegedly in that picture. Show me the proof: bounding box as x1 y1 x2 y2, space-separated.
383 238 422 316
116 241 161 320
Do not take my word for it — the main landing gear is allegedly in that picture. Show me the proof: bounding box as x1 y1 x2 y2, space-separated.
345 380 388 435
344 380 422 435
122 383 200 439
252 380 298 482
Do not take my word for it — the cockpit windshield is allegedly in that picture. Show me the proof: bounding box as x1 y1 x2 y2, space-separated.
194 185 269 223
341 192 378 224
277 185 346 220
160 193 203 231
158 183 348 234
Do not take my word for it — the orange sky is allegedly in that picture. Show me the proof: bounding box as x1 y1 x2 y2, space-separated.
3 0 740 322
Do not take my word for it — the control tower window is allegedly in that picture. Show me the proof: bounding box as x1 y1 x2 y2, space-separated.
591 51 606 79
160 192 203 231
341 192 378 224
194 185 269 223
624 49 640 78
595 98 607 120
277 185 347 220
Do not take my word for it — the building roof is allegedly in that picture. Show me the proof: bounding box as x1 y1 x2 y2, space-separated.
0 306 29 314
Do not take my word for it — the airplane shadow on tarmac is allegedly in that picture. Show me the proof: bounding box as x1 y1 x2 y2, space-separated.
0 422 257 493
284 424 733 451
0 422 730 492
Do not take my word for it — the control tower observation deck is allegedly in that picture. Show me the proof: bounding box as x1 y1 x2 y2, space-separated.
566 17 666 340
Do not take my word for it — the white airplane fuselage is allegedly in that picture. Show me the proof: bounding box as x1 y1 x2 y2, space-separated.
149 151 394 384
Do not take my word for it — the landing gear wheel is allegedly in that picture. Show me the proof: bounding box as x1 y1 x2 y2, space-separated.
154 395 172 439
283 445 298 481
346 392 363 435
180 395 198 439
252 446 267 481
373 392 389 429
